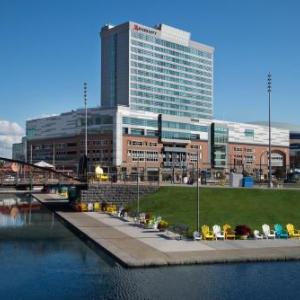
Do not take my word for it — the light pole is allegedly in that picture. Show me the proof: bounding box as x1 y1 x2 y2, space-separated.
268 73 272 188
196 149 200 232
137 159 140 215
84 82 88 180
84 82 88 158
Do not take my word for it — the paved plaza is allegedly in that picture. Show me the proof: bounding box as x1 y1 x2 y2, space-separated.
57 211 300 267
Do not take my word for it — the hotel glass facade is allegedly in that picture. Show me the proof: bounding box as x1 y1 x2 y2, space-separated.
101 22 214 119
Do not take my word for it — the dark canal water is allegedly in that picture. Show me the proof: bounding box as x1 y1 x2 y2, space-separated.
1 194 300 300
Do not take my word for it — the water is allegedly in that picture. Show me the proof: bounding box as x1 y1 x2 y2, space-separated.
0 194 300 300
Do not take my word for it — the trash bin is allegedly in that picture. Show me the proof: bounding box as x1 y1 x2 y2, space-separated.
242 177 253 188
201 171 207 185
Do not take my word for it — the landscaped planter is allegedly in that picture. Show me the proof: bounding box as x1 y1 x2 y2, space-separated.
235 225 252 240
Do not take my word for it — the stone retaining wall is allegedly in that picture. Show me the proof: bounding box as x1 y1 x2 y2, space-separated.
81 184 159 204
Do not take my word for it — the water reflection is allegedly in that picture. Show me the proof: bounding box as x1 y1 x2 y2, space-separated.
0 195 41 227
1 194 300 300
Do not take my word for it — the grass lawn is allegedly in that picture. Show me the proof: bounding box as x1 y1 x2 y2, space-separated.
127 186 300 233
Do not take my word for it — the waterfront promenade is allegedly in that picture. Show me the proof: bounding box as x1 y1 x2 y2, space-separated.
57 211 300 267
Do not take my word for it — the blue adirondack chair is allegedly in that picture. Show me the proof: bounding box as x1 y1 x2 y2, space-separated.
274 224 289 239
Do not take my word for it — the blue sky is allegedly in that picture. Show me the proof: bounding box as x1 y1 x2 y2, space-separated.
0 0 300 154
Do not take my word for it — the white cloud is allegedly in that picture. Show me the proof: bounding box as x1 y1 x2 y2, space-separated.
0 120 25 158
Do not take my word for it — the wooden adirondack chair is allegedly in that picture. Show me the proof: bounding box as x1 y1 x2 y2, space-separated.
223 224 236 240
286 224 300 238
201 225 214 240
274 224 289 239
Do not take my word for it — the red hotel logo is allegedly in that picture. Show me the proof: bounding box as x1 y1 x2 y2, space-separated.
133 24 157 35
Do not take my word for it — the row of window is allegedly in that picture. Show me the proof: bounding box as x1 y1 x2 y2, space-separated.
123 116 158 128
214 134 228 144
124 126 202 140
78 116 113 126
127 140 158 147
234 147 254 152
123 127 159 137
131 54 212 78
130 97 212 114
131 104 211 120
131 75 211 95
190 145 201 149
131 68 212 89
108 34 117 106
131 83 211 99
131 61 212 84
131 90 212 107
80 140 112 146
131 46 212 72
162 121 208 132
87 149 112 154
87 157 112 162
161 131 200 140
128 150 159 161
131 31 212 59
131 39 212 66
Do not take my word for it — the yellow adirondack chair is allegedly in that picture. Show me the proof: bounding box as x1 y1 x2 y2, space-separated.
223 224 236 240
80 202 88 212
107 204 117 214
286 224 300 238
201 225 214 240
93 202 100 212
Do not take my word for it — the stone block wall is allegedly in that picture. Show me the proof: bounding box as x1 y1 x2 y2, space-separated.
81 183 159 204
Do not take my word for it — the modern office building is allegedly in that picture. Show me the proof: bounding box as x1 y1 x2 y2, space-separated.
101 22 214 119
25 106 290 181
12 137 27 161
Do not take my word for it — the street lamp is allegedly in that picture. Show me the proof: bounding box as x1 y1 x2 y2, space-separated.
84 82 88 158
137 158 140 215
267 73 272 188
196 149 200 232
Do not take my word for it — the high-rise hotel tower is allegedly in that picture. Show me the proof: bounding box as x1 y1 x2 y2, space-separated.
101 22 214 119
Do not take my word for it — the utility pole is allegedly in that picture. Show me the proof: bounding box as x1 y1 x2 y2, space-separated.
268 73 272 188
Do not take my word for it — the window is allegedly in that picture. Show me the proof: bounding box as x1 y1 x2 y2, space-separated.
146 130 159 137
161 131 191 140
244 129 254 138
149 142 158 147
123 117 157 128
130 128 144 136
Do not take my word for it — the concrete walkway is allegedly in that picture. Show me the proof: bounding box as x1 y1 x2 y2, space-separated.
57 211 300 267
33 193 69 204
